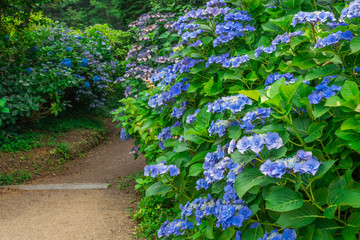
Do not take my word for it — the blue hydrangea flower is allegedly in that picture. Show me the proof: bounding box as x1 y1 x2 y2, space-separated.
171 107 186 119
120 128 130 140
144 161 180 178
196 179 210 190
66 47 72 51
157 127 172 141
25 68 32 74
341 0 360 20
260 228 297 240
264 132 283 150
158 219 193 237
208 120 231 137
207 94 252 114
206 0 227 7
77 36 82 39
308 76 341 104
93 75 100 82
3 36 9 42
314 30 353 49
32 47 38 52
292 10 335 26
84 82 90 88
327 21 348 29
186 109 201 123
80 58 88 67
61 58 72 68
260 150 321 178
264 72 297 89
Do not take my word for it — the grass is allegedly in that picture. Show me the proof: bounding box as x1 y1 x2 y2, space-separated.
117 171 143 190
0 112 107 153
0 170 33 185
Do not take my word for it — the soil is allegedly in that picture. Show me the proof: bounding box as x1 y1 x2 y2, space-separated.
0 119 146 240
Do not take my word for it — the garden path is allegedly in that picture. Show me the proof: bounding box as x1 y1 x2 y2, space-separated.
0 120 145 240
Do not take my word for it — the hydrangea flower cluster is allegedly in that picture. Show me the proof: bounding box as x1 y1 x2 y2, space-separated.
158 219 193 237
177 188 251 232
171 107 186 119
259 228 297 240
3 36 9 42
260 150 321 178
206 53 250 68
314 30 353 49
206 0 226 7
186 109 201 123
291 10 336 26
308 76 341 104
207 94 252 114
265 72 297 88
238 108 271 131
341 0 360 20
120 128 130 140
61 58 72 68
233 132 283 154
214 21 255 47
144 161 180 178
169 82 190 98
157 127 172 141
327 21 348 29
208 120 231 137
255 31 304 57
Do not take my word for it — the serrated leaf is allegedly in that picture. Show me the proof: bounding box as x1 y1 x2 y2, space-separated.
266 187 303 212
277 203 318 228
235 168 268 199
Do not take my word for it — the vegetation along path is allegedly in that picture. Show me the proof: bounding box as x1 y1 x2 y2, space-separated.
0 121 145 240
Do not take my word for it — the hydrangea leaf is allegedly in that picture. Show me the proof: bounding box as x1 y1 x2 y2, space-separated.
350 36 360 54
145 181 172 197
304 64 341 82
341 81 359 101
242 227 264 240
219 226 235 240
188 163 204 177
277 203 318 228
304 121 328 143
265 187 303 212
235 168 269 199
342 212 360 240
327 188 360 208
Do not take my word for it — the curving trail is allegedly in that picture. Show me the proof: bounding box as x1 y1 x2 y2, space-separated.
0 120 145 240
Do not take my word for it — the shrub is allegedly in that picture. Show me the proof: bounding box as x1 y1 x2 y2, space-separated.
0 17 127 136
114 0 360 239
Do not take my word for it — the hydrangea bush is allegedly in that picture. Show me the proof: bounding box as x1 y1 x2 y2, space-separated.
0 18 129 135
114 0 360 239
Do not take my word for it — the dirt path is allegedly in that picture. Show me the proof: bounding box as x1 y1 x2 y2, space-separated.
0 120 145 240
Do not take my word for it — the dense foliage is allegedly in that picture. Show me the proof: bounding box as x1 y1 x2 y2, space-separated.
114 0 360 239
41 0 152 29
0 14 130 137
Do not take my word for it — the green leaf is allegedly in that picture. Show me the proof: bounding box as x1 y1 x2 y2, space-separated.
219 227 235 240
237 90 260 101
195 108 211 128
228 126 242 139
350 36 360 54
304 121 328 143
312 104 330 119
205 221 215 239
231 150 256 164
325 95 345 107
341 118 360 133
293 53 317 70
265 187 303 212
277 203 318 228
188 163 204 177
146 182 172 197
304 65 341 82
309 160 336 183
174 143 189 152
327 188 360 208
341 81 359 101
342 212 360 240
235 168 268 199
242 227 264 240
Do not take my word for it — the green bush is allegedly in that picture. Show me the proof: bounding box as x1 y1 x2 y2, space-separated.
115 0 360 239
